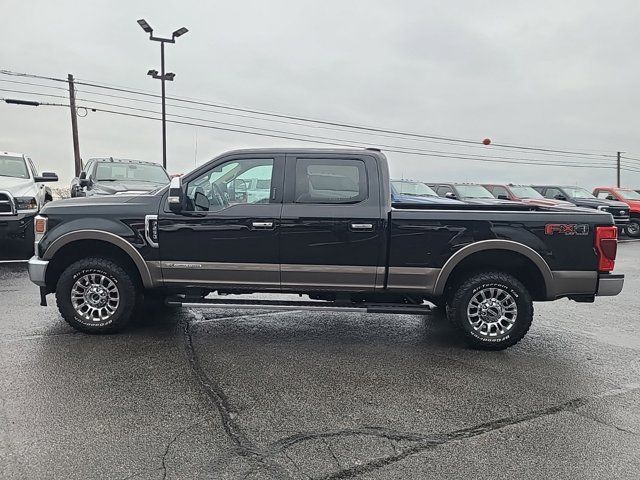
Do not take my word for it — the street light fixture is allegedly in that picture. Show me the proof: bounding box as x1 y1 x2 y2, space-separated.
137 18 188 169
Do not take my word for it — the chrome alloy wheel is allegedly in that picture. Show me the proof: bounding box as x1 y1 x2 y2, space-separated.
71 273 120 322
467 287 518 337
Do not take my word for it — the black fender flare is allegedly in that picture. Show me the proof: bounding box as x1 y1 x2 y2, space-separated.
43 230 154 288
432 239 554 299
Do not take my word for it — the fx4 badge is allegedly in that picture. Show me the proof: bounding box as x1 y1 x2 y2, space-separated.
545 224 590 236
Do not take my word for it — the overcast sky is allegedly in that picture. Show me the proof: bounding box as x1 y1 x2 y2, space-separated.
1 0 639 188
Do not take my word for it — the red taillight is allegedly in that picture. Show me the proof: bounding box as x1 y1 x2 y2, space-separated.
595 226 618 272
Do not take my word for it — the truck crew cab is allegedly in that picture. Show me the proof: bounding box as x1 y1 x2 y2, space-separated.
28 149 624 350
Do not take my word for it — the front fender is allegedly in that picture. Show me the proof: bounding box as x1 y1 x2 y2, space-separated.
41 228 154 288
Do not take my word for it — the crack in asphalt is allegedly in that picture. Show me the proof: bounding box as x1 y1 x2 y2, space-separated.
570 410 639 436
160 422 201 480
322 438 342 470
179 309 640 479
180 316 260 457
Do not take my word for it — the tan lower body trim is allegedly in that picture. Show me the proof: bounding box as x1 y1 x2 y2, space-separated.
281 264 380 291
386 266 440 292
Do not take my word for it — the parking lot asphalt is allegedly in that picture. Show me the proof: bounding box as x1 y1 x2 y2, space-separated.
1 243 639 479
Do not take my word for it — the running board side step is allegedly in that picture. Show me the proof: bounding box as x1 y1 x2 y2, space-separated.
166 296 432 315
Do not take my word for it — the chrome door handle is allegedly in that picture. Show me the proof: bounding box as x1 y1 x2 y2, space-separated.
252 221 274 229
350 223 374 231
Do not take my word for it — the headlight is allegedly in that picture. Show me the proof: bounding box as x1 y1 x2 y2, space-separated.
15 196 38 211
597 205 609 211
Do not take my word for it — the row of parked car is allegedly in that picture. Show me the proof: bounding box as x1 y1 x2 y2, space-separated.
390 180 639 237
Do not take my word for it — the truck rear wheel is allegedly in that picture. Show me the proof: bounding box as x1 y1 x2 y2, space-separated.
56 257 139 334
446 272 533 350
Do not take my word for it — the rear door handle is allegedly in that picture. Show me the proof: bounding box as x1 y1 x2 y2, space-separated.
252 221 275 229
350 222 374 231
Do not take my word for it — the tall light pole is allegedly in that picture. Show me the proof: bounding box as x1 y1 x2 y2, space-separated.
137 19 188 169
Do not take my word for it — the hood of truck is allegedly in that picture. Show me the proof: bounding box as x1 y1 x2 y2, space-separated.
519 198 576 207
40 193 161 215
623 200 640 212
88 180 165 196
571 197 629 209
0 177 37 197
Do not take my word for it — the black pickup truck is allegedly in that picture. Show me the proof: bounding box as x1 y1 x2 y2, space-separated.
28 148 624 350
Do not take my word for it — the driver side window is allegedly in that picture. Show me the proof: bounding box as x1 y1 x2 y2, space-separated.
185 158 274 212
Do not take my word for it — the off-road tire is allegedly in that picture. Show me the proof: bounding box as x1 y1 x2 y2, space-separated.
56 257 138 334
447 271 533 350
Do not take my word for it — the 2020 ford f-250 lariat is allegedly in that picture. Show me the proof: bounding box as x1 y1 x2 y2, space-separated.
28 148 624 350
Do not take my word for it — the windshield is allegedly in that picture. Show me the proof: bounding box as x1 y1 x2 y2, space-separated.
563 187 595 199
0 155 29 179
94 162 169 184
455 185 495 198
618 189 640 200
509 186 544 199
391 181 437 197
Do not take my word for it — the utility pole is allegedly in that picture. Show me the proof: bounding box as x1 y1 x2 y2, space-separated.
68 74 82 176
617 151 622 187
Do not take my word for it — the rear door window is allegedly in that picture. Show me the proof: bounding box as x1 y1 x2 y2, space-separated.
294 158 367 204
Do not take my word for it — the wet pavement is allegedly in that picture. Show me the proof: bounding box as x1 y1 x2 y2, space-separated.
1 242 639 479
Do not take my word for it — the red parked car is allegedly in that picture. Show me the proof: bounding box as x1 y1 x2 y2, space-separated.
483 184 577 208
593 187 640 238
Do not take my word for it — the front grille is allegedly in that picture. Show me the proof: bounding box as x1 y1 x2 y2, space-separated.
0 191 15 215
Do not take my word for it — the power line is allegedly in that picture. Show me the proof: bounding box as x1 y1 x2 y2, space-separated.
2 69 635 172
78 105 620 170
73 87 622 161
76 79 617 157
69 95 614 167
0 69 625 160
0 83 618 169
0 78 70 92
0 87 69 101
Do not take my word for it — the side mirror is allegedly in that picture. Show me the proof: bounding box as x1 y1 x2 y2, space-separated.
78 171 91 187
497 194 509 200
34 172 58 182
168 176 184 213
606 195 616 201
554 194 567 201
445 192 457 199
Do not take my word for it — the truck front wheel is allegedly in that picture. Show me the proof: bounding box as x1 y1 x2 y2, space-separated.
447 272 533 350
625 218 640 238
56 257 139 334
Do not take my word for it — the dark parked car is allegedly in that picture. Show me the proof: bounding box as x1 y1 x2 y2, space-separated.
483 184 577 208
428 183 519 205
532 185 629 228
390 179 463 205
29 148 623 350
70 158 170 197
